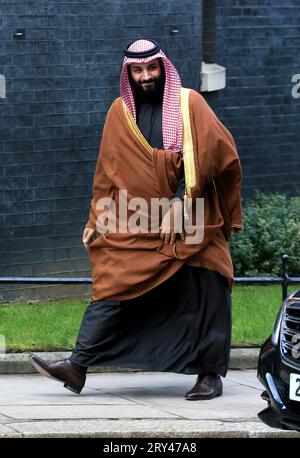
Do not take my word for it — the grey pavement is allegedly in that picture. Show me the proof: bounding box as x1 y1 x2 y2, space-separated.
0 370 300 438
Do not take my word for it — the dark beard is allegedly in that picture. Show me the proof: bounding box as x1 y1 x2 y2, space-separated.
128 59 165 105
131 75 164 104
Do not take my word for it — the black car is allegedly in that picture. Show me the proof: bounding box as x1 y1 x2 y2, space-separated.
257 289 300 431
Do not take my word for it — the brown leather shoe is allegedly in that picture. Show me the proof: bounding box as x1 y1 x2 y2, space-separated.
31 355 86 394
184 373 223 400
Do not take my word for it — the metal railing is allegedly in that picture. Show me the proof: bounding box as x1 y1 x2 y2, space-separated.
0 253 299 302
235 254 300 301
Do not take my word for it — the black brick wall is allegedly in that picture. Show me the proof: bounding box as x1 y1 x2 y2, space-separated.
204 0 300 196
1 1 300 302
0 0 201 301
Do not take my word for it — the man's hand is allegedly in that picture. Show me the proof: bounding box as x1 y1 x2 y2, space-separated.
159 200 185 245
82 227 97 250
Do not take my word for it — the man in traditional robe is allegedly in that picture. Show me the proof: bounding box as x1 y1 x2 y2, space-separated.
31 39 243 401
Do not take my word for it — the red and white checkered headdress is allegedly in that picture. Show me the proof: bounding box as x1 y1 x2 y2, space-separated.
120 39 183 153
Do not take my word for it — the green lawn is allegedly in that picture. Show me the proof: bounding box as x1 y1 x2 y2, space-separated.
0 284 299 352
231 284 293 347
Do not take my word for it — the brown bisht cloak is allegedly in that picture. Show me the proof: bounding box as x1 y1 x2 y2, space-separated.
85 88 243 302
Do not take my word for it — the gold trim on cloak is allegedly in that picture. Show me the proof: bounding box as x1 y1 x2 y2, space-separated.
180 87 196 200
122 101 153 155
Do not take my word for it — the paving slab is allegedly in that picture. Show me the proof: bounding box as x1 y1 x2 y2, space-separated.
0 404 178 420
0 423 21 438
0 370 299 438
0 375 137 406
119 385 264 421
226 370 262 389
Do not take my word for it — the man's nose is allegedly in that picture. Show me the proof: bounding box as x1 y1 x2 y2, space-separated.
141 69 151 81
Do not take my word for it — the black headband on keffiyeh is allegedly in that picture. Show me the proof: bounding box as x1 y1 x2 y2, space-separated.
120 39 183 153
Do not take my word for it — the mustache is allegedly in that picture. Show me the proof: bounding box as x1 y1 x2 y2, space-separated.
140 79 156 84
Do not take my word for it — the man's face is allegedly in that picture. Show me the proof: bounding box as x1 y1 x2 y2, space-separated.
129 58 163 98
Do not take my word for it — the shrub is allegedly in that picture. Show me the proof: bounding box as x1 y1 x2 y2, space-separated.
229 191 300 276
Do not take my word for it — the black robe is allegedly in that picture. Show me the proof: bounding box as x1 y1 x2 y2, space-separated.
136 97 186 200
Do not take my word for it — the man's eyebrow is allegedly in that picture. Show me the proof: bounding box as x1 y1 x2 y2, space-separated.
131 62 158 70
